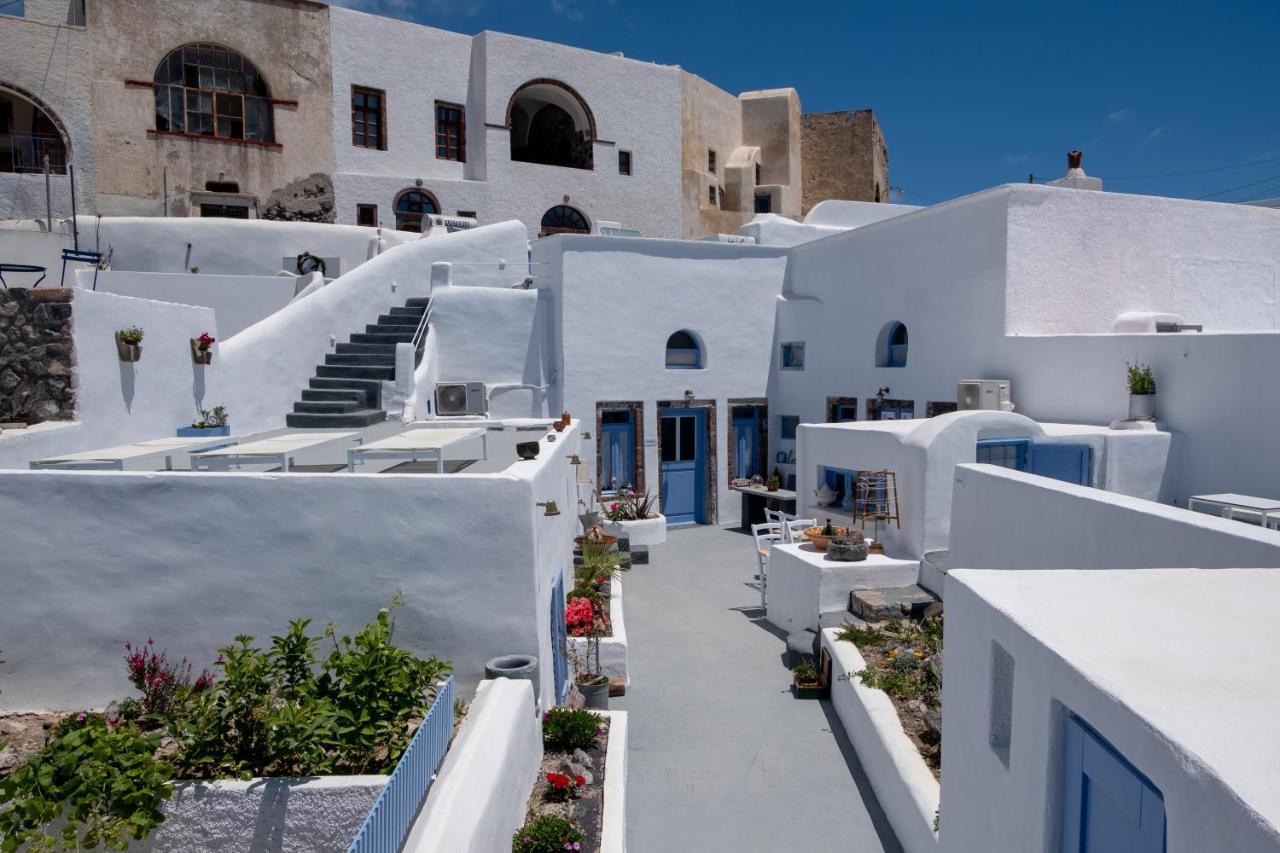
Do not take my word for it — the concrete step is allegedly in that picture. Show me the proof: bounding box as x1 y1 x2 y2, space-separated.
301 388 367 404
292 400 359 414
285 409 387 429
350 331 414 345
367 322 419 335
387 306 426 318
335 342 398 355
324 352 396 367
316 364 395 381
849 585 942 622
308 377 381 408
404 297 431 308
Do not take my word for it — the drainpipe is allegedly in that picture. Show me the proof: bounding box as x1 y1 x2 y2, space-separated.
69 163 79 251
43 155 52 232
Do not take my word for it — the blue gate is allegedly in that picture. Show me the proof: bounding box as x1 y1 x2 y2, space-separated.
551 569 569 705
659 407 707 525
348 676 456 853
1061 714 1165 853
1028 443 1092 486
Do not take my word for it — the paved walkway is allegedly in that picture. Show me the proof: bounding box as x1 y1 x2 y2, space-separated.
615 524 903 852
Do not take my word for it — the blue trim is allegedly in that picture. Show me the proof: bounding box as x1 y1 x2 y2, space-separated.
551 570 569 705
976 438 1030 470
780 342 805 370
1062 714 1166 853
659 407 707 525
822 466 858 510
884 322 908 367
1028 443 1092 486
780 415 799 440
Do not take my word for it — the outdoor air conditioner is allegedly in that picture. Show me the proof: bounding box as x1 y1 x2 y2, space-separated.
435 382 487 416
957 379 1012 411
423 214 478 236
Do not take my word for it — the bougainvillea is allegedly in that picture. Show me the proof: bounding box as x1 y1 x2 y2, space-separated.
565 596 595 637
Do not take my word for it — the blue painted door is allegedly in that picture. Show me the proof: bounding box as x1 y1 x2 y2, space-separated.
1062 715 1165 853
659 408 706 525
1028 443 1092 486
550 570 568 705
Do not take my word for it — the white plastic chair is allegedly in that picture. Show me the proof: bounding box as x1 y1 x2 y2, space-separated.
763 507 787 526
752 522 785 610
784 517 816 544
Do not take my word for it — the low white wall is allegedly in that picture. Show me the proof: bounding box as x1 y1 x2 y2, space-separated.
766 544 919 633
568 577 629 686
0 222 75 281
405 678 541 853
84 269 301 338
821 628 939 853
599 710 628 853
0 422 580 710
139 775 385 852
0 289 220 470
949 463 1280 571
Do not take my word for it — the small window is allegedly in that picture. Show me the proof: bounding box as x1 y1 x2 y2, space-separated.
780 415 799 441
456 210 476 219
755 192 772 214
717 186 725 208
394 188 439 232
204 180 239 193
708 185 717 206
878 321 909 367
926 401 958 417
356 203 378 227
976 439 1029 471
435 101 465 162
618 150 632 175
708 149 716 173
200 202 249 219
780 342 805 370
352 86 386 150
755 162 761 184
665 330 702 369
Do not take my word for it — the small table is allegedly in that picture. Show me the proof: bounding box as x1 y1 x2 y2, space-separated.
736 484 798 530
0 263 47 290
1188 493 1280 530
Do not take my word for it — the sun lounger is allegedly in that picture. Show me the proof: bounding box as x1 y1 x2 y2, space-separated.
190 432 360 472
346 427 488 473
30 436 238 471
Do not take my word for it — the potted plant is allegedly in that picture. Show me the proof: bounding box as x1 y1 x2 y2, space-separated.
1126 361 1156 421
601 487 667 547
190 332 216 365
792 660 823 699
566 595 610 709
178 405 230 437
114 326 143 362
803 518 850 552
767 466 782 492
827 528 869 562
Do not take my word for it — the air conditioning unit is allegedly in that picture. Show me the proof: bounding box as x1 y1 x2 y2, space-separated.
957 379 1012 411
423 214 478 236
435 382 487 416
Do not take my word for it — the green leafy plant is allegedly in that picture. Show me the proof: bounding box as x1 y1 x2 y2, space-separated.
0 713 172 851
792 660 819 684
511 814 583 853
574 541 621 589
191 404 230 429
601 488 659 521
836 617 943 702
1126 361 1156 395
115 326 144 345
542 707 602 752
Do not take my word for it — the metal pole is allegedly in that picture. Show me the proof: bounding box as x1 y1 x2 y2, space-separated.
163 167 169 217
69 163 79 251
43 155 52 232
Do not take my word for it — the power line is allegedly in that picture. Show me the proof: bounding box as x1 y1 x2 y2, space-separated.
1108 154 1280 182
892 186 940 204
1237 181 1280 203
1195 172 1280 201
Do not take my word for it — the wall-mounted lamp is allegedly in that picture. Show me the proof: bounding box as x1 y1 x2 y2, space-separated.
537 500 561 517
568 454 582 465
876 386 891 400
582 431 592 440
684 389 695 402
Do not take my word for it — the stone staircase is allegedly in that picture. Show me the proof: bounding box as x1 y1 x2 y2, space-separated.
285 296 430 429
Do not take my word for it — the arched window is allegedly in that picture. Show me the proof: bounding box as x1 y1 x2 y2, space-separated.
153 43 274 142
0 87 68 174
540 205 590 237
877 321 908 367
665 330 702 369
394 189 439 232
507 80 595 170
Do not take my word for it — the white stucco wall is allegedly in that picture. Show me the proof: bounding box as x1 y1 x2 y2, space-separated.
0 422 579 711
940 569 1280 852
538 235 789 523
83 269 300 338
405 678 541 853
948 463 1280 571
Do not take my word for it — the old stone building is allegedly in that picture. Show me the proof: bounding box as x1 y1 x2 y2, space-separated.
801 110 889 214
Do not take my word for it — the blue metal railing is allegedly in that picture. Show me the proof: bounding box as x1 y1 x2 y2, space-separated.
348 676 456 853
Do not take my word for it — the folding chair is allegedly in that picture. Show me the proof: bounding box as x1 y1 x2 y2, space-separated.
60 248 103 290
752 521 785 610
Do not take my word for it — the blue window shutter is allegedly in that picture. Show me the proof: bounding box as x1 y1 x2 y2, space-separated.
1061 715 1165 853
1028 443 1091 486
551 570 568 705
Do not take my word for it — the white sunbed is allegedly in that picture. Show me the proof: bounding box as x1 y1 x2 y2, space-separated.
190 432 360 472
29 436 238 471
346 427 488 473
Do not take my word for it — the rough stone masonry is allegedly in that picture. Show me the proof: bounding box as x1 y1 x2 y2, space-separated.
0 289 76 424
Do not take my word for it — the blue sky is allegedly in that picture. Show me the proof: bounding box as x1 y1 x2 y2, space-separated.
331 0 1280 205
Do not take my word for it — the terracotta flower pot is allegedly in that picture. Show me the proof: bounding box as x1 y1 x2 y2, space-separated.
803 525 849 552
552 420 566 433
190 339 213 365
115 332 141 363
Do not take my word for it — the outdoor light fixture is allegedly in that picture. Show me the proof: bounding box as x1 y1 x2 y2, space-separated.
684 389 695 401
537 500 561 517
568 454 582 465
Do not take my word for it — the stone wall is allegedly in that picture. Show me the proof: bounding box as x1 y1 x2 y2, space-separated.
0 289 75 424
801 110 889 214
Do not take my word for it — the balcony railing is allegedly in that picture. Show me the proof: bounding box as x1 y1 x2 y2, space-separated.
1 133 68 175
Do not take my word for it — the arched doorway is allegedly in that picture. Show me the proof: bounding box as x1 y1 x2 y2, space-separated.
394 188 439 232
507 80 595 170
540 205 590 237
0 86 69 174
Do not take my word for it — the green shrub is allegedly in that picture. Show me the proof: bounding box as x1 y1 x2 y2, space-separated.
542 707 601 752
0 713 173 851
836 617 943 702
511 815 583 853
1126 361 1156 395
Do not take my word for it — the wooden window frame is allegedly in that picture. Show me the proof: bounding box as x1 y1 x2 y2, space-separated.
356 203 378 227
618 149 632 176
435 101 466 162
351 85 386 150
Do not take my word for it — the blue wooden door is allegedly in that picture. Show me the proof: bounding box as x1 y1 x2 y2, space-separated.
1062 715 1165 853
1028 443 1092 486
550 570 568 705
659 408 706 525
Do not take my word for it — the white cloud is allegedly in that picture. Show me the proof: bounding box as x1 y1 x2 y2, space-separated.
1143 126 1165 145
324 0 482 18
1107 107 1133 124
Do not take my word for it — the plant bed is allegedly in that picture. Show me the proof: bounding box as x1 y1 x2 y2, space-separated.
567 577 629 687
599 488 666 548
0 601 451 852
513 708 626 853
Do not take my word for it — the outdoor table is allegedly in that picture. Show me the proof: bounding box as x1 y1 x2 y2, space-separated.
0 263 47 289
1188 493 1280 530
736 484 797 530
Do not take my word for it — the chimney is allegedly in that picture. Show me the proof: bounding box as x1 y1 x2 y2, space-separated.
1046 150 1103 191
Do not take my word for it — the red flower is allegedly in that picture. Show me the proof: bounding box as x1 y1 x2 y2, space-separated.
546 773 571 790
610 503 618 511
574 775 586 786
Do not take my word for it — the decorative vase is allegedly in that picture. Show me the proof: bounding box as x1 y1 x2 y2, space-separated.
815 482 837 506
561 409 571 425
827 537 869 562
114 333 141 363
190 339 213 365
579 510 600 529
578 676 610 710
1128 393 1156 421
516 441 540 460
552 420 566 433
802 524 849 552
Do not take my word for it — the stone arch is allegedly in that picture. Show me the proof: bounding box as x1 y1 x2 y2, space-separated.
507 79 596 170
0 83 71 173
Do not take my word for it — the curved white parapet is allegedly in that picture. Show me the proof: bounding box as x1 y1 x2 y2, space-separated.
603 514 667 547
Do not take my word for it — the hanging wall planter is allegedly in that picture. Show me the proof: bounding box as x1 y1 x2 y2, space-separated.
114 327 143 363
190 332 216 365
1125 361 1156 421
